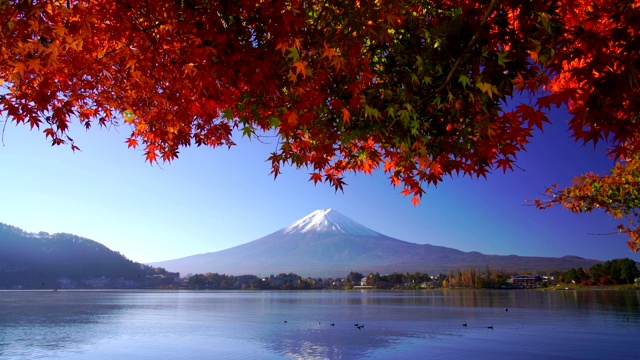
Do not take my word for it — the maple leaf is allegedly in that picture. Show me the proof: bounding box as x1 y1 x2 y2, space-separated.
477 82 498 100
144 146 158 164
410 195 420 207
275 41 288 55
330 56 346 71
458 75 471 89
513 73 526 91
126 137 139 149
12 62 27 78
341 108 351 124
286 112 299 126
516 104 549 131
309 172 323 184
429 162 443 177
321 43 338 60
292 61 307 78
43 128 56 139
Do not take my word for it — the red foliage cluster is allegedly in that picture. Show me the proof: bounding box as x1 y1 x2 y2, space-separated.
1 0 639 247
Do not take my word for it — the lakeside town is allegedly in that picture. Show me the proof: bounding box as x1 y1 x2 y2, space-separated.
180 258 640 291
33 257 637 291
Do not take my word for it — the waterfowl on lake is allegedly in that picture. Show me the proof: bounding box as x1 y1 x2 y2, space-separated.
487 325 494 330
463 323 467 327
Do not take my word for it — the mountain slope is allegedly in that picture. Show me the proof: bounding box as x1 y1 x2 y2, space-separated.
0 222 174 289
150 209 601 277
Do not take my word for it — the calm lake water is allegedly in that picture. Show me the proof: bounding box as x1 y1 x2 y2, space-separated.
0 289 638 359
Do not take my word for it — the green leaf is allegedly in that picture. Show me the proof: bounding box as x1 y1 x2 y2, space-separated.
364 105 381 119
410 73 419 85
497 51 511 67
458 75 470 89
286 48 300 62
241 125 254 139
386 105 396 118
222 108 234 120
267 115 281 128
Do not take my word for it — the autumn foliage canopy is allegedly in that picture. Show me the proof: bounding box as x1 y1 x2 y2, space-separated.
1 0 639 249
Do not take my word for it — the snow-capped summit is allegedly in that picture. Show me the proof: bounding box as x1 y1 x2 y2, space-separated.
283 209 381 237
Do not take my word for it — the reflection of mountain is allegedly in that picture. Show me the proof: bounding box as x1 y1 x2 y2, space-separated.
150 209 601 277
0 222 174 289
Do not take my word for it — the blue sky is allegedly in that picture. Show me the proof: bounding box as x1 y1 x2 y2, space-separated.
2 107 639 265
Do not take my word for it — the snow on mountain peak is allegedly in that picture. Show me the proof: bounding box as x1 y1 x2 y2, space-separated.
283 209 380 236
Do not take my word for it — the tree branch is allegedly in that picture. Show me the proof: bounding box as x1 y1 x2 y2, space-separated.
96 23 162 61
1 118 7 146
1 0 25 33
313 0 328 31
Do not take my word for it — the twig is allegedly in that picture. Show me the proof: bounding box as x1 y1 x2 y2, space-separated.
1 0 24 33
313 0 328 31
97 39 136 61
1 118 7 146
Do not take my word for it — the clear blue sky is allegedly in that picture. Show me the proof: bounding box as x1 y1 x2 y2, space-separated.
2 107 639 265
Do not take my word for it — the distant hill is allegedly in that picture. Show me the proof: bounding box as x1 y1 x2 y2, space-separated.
150 209 602 277
0 223 177 289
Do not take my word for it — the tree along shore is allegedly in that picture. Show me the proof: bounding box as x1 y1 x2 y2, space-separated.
182 258 639 290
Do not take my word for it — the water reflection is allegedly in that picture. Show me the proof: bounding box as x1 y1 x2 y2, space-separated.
0 289 638 359
0 291 133 359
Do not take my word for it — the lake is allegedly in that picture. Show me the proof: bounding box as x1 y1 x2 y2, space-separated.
0 289 638 359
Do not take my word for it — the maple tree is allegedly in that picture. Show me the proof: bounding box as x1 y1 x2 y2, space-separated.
535 155 640 251
531 0 640 251
1 0 639 249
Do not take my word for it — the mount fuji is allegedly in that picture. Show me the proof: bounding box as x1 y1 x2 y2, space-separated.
150 209 600 277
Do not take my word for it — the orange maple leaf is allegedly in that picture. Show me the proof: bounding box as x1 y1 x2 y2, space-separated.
286 111 299 126
126 137 138 149
292 61 306 78
341 108 351 124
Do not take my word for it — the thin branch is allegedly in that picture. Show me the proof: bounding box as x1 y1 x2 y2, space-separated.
97 39 136 61
1 118 7 146
1 0 24 33
96 22 163 61
435 0 500 93
313 0 328 31
253 132 279 145
512 162 526 172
